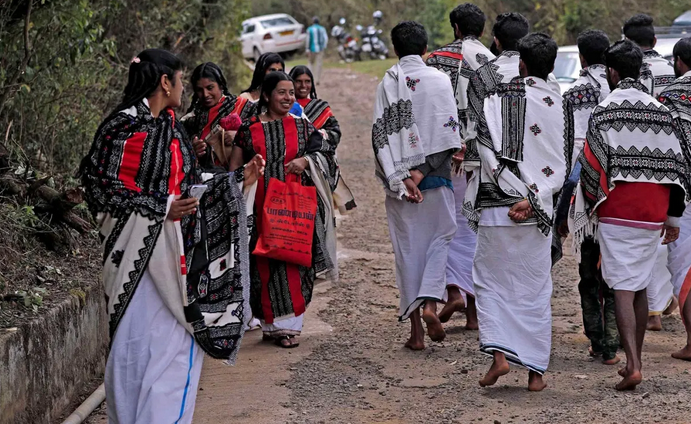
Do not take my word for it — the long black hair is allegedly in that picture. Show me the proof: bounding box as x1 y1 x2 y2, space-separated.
244 52 285 94
187 62 230 113
257 71 294 113
114 49 183 113
288 65 318 99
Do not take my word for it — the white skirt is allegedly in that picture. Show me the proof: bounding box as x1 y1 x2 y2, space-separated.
598 222 660 292
473 225 552 374
105 270 204 424
445 175 477 299
385 186 457 320
668 208 691 297
648 244 674 314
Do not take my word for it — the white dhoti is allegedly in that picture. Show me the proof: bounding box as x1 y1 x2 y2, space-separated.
598 222 660 292
648 244 675 314
668 208 691 301
445 175 477 300
106 270 204 424
473 224 553 374
385 186 457 320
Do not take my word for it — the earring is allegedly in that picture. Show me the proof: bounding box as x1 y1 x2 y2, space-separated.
166 90 171 97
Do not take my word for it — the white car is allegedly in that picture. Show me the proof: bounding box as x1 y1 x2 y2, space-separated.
553 45 581 94
241 14 306 61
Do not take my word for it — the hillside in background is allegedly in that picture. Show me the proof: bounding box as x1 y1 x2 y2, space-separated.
252 0 689 49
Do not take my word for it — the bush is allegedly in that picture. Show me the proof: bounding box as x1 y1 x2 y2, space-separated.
0 0 252 175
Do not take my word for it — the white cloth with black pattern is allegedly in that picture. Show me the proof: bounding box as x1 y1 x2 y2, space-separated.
372 55 461 198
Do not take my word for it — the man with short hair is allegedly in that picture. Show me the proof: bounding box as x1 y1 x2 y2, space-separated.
571 40 687 390
464 33 572 391
426 3 495 329
557 30 620 365
624 14 677 97
372 21 460 350
659 37 691 361
306 17 328 85
622 13 679 331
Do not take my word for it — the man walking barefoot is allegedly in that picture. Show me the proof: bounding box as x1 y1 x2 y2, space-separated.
572 40 687 390
372 21 461 350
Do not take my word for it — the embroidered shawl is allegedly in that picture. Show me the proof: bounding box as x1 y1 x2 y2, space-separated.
82 100 253 363
640 50 677 97
563 64 611 148
463 77 573 236
297 98 341 151
659 73 691 164
570 79 688 247
372 55 461 198
465 51 562 169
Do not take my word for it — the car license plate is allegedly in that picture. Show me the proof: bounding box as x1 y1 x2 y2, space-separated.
280 30 294 36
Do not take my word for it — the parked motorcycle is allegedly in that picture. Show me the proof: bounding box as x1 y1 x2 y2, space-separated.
331 19 360 63
359 25 389 60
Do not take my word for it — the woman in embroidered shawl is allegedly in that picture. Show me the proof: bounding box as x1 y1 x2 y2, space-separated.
80 49 264 423
181 62 256 169
230 71 337 348
289 65 356 243
239 52 285 103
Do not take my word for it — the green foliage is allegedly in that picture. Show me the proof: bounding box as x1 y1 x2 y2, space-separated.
0 0 252 175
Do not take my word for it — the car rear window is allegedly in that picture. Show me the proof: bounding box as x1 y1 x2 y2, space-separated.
260 17 295 28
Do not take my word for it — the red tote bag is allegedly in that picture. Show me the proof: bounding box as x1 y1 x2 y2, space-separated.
253 173 318 267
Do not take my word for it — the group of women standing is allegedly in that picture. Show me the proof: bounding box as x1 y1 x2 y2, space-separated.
80 48 352 423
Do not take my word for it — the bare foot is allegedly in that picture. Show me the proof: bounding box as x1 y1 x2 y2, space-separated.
664 296 679 315
647 315 662 331
602 355 621 365
671 345 691 361
528 371 547 392
404 336 425 351
438 298 465 323
615 370 642 391
588 346 602 357
465 317 479 331
422 308 446 342
618 367 628 377
479 356 510 387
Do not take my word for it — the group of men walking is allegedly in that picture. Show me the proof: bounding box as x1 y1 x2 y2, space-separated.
373 4 691 391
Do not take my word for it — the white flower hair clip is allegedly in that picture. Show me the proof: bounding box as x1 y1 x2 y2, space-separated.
131 57 141 64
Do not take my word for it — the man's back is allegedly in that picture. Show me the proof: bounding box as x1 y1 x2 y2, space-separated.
307 24 328 53
641 49 676 96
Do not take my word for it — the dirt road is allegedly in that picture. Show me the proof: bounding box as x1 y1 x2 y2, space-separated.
87 66 691 424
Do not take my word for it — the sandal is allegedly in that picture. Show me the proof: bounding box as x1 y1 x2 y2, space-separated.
262 334 274 342
274 335 300 349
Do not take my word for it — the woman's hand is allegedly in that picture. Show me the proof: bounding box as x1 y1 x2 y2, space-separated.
168 196 198 220
403 178 423 203
286 157 309 175
192 137 207 157
243 154 265 187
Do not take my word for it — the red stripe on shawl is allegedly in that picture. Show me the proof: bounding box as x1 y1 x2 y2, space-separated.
232 96 250 116
118 132 147 192
200 96 225 139
297 98 333 129
429 51 464 61
582 140 609 201
282 117 306 317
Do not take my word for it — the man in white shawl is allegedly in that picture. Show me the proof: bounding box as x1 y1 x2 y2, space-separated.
464 33 572 391
556 30 621 365
373 21 461 350
660 37 691 361
623 14 681 331
426 3 494 329
571 40 687 391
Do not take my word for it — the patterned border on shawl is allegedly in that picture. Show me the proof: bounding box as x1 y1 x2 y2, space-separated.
372 99 416 155
590 100 675 135
109 220 163 341
498 79 527 161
